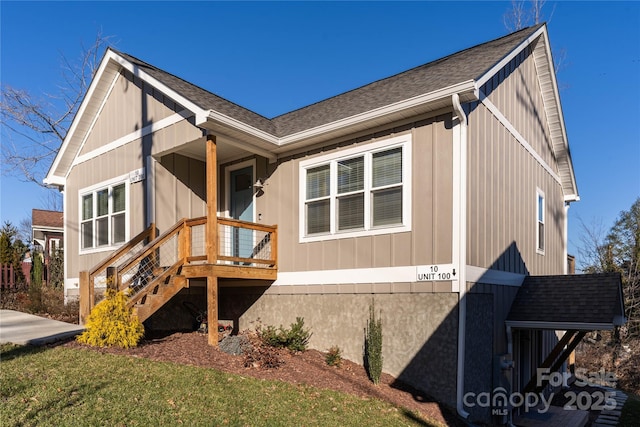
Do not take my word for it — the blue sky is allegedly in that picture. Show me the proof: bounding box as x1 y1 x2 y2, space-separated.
1 1 639 259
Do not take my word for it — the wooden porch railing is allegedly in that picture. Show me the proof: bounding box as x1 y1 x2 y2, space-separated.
79 217 277 324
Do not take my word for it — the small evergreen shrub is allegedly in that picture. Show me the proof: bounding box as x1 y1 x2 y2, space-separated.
325 345 342 367
257 317 312 352
77 288 144 348
364 301 383 384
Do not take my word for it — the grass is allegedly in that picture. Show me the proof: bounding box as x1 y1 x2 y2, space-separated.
0 344 440 427
620 392 640 427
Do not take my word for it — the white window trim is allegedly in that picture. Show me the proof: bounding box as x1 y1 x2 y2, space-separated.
79 174 130 255
299 135 412 243
536 187 545 255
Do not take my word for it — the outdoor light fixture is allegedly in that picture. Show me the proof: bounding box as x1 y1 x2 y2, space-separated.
253 178 264 190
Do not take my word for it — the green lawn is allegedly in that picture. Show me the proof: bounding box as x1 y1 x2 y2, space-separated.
620 393 640 427
0 344 439 427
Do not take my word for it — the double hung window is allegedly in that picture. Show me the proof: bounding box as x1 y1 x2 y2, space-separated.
81 181 128 251
300 135 411 242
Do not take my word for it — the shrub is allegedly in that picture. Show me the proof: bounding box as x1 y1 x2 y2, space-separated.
77 288 144 348
257 317 312 352
364 301 383 384
325 345 342 367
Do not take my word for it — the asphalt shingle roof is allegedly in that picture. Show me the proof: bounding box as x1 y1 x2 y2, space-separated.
506 273 625 327
113 24 544 138
31 209 63 229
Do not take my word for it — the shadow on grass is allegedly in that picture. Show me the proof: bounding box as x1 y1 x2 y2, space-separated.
0 343 49 361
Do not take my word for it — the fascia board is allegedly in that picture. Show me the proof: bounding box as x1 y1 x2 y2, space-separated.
44 49 118 187
505 320 614 331
475 25 547 91
277 80 477 147
203 80 477 149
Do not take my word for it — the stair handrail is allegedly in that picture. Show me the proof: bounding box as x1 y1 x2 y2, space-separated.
88 223 156 277
116 218 188 290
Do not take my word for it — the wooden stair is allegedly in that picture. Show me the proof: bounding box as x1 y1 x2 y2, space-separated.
127 262 188 323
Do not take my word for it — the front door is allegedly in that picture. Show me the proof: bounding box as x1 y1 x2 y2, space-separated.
229 166 254 260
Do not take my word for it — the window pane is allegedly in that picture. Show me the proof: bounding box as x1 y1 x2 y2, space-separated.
112 213 126 244
537 195 544 222
372 187 402 226
96 217 109 246
337 193 364 230
82 194 93 221
81 221 93 249
97 189 109 216
307 200 330 235
306 165 330 199
337 156 364 194
113 183 126 213
538 222 544 250
373 147 402 188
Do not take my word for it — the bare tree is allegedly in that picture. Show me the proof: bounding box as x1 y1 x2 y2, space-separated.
504 0 552 31
1 33 111 187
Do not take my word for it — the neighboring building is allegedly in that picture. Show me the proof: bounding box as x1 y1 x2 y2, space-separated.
45 24 624 425
31 209 64 286
32 209 64 255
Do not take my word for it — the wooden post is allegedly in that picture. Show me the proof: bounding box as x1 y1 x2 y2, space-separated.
79 271 90 325
206 134 219 346
106 266 117 291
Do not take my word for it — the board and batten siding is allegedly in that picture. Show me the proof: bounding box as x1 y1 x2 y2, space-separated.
78 70 184 157
466 46 565 276
65 126 202 282
255 114 454 273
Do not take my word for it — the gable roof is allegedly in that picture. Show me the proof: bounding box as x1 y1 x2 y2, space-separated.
45 23 577 200
32 209 63 230
506 273 626 331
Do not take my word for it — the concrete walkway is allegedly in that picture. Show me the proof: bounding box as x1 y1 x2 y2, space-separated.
0 309 84 346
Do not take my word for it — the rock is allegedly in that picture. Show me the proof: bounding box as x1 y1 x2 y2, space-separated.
219 335 249 356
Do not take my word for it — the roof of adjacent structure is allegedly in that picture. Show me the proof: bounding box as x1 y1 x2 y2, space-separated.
31 209 63 229
506 273 626 330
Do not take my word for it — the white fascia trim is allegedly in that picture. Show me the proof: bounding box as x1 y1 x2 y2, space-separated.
475 25 546 92
109 51 208 120
204 80 476 149
43 176 66 187
273 266 418 287
479 90 561 184
466 265 526 286
505 320 614 331
45 50 118 185
278 81 476 146
73 109 193 166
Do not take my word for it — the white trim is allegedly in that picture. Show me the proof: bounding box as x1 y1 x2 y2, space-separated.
223 159 256 220
273 266 421 286
475 26 546 92
479 90 561 184
71 71 121 175
536 187 545 255
110 51 208 120
78 173 131 254
279 81 475 146
465 265 526 286
73 110 192 166
298 135 412 243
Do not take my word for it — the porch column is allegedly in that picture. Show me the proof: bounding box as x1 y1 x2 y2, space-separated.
206 134 219 346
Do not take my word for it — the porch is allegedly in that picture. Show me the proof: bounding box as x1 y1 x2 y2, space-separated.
79 215 277 346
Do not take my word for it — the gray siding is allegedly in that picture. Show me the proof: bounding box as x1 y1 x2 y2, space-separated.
79 70 182 156
255 114 454 273
467 48 565 276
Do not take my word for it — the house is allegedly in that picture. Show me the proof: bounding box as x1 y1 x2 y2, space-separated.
31 209 64 285
44 23 625 425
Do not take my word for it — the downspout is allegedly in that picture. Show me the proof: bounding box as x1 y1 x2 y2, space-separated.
563 202 570 274
452 93 470 420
